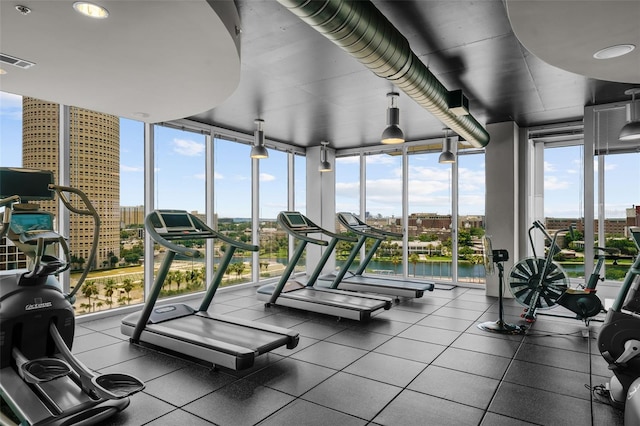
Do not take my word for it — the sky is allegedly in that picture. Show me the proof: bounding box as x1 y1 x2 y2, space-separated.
1 90 637 219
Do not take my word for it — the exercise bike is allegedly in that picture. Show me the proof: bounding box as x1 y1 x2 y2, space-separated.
597 226 640 424
0 167 144 426
508 220 606 324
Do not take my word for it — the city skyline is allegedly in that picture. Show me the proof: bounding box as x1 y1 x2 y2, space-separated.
2 90 638 220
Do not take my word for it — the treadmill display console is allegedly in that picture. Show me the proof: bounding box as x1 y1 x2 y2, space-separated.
156 211 197 234
283 212 308 228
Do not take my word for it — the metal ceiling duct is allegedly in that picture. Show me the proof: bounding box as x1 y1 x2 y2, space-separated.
276 0 490 147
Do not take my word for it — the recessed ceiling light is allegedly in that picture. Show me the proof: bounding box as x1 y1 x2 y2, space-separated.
72 2 109 19
0 68 7 75
593 44 635 60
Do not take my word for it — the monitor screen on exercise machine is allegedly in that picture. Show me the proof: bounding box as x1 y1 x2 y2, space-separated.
282 212 308 228
0 168 54 201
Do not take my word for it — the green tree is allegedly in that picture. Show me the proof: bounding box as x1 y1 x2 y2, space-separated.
81 280 99 312
104 279 116 305
122 278 135 304
409 253 420 277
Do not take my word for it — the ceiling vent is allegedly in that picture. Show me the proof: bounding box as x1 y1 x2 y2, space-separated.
0 53 35 69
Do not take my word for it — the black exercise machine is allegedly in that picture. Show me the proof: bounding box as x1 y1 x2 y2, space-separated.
0 167 143 426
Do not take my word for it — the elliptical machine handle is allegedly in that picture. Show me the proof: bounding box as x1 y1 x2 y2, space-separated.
0 195 21 238
49 185 101 300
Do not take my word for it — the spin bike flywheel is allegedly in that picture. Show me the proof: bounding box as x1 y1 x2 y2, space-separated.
509 257 570 310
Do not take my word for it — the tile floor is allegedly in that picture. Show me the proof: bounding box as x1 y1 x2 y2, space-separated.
71 283 626 426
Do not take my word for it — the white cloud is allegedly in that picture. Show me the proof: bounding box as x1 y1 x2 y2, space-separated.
194 173 205 180
260 173 276 182
173 138 205 156
121 165 143 172
544 175 570 190
544 161 555 172
0 92 23 120
214 171 223 180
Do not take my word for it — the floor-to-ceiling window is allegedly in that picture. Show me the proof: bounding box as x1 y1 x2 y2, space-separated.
214 137 254 287
457 151 486 284
407 151 453 281
152 125 207 300
258 148 288 279
599 151 640 280
365 153 403 276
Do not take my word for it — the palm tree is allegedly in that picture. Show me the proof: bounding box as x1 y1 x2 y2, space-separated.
81 281 99 312
122 278 134 304
104 279 116 306
174 270 185 292
391 255 400 275
409 252 420 277
235 262 245 279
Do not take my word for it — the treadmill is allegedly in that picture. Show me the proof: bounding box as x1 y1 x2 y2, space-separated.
319 212 435 298
257 211 392 321
121 210 299 370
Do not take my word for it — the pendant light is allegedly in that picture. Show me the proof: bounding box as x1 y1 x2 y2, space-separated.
438 128 455 164
318 141 332 172
381 92 405 144
250 119 268 159
619 88 640 141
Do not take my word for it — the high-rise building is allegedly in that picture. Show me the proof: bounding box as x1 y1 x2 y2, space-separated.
21 97 120 270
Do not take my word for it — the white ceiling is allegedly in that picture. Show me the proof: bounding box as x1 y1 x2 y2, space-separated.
0 0 241 123
0 0 638 149
506 0 640 84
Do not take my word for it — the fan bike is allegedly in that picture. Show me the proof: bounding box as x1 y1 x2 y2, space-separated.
508 221 605 324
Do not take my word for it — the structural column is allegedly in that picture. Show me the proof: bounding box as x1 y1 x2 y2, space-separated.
305 145 336 276
484 122 520 297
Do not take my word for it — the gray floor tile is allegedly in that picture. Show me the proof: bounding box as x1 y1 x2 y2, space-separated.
291 319 347 340
397 324 462 346
301 372 402 420
372 389 484 426
143 364 235 406
503 359 591 400
325 328 392 350
374 336 446 364
344 351 426 387
72 331 123 353
144 409 214 425
433 306 484 321
479 412 539 426
257 399 367 426
373 308 428 324
183 379 295 426
75 340 148 370
408 365 500 409
515 341 590 373
350 318 412 336
432 347 512 380
246 358 336 396
488 381 592 425
291 340 367 370
417 314 475 331
451 332 522 358
101 350 191 382
270 335 320 357
100 392 175 426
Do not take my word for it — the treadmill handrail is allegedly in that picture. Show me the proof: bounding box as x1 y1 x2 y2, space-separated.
337 212 402 239
146 211 259 255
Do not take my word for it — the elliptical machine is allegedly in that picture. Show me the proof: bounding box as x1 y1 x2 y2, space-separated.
0 168 143 426
598 226 640 424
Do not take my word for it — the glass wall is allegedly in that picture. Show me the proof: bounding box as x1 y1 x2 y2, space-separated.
364 153 403 276
407 152 453 281
74 118 145 314
214 137 254 287
258 148 288 279
600 151 640 280
457 152 486 284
